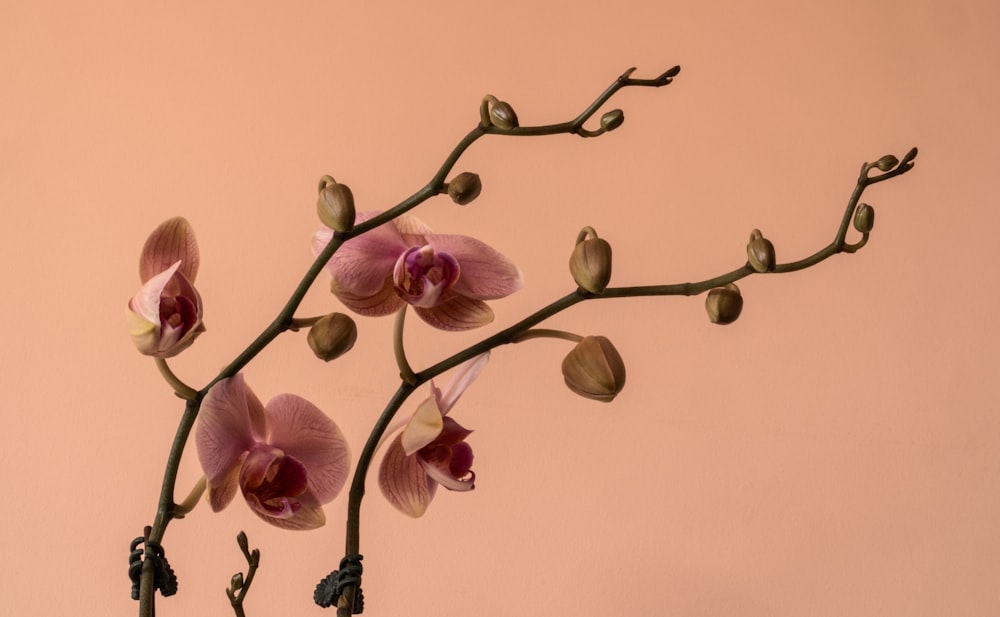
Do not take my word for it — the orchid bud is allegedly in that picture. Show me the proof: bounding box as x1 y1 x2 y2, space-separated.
307 313 358 361
705 283 743 325
853 203 875 233
489 100 519 130
447 172 482 205
569 228 612 294
874 155 899 172
561 335 626 402
317 175 356 232
746 229 776 273
600 109 625 132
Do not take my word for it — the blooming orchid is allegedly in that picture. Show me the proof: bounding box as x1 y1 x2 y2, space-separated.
379 352 490 517
313 212 523 331
196 374 350 530
126 217 205 358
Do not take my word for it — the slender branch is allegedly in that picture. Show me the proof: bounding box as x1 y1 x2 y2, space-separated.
226 531 261 617
155 358 198 400
393 308 418 385
173 475 206 519
329 145 918 613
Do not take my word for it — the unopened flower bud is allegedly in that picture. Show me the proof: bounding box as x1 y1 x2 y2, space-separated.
447 172 482 205
316 176 356 232
569 228 612 294
489 100 519 130
874 155 899 172
561 335 626 403
746 229 776 273
705 283 743 325
600 109 625 132
853 203 875 233
307 313 358 361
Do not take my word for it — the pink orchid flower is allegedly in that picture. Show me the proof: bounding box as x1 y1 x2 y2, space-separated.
313 212 523 331
196 374 351 530
126 217 205 358
379 352 490 517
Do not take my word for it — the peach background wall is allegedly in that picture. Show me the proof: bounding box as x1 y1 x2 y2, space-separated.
3 1 999 616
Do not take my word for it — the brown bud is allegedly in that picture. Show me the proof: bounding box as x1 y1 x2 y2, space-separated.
307 313 358 361
705 283 743 325
447 172 482 205
569 229 612 294
853 203 875 233
600 109 625 132
317 176 356 232
746 229 776 273
489 100 519 130
561 335 626 403
874 155 899 172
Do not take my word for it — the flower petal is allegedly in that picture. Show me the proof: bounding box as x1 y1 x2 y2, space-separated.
330 278 406 317
207 454 245 512
437 352 490 415
418 443 475 492
414 296 494 331
244 489 327 530
426 234 523 299
264 393 350 504
378 435 436 518
196 375 267 502
139 217 199 284
128 262 180 325
400 393 444 456
313 212 409 297
391 212 434 237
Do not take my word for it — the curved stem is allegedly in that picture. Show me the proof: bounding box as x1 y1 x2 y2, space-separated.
288 315 326 331
393 307 418 385
173 475 207 519
511 328 584 344
155 358 198 400
342 383 418 559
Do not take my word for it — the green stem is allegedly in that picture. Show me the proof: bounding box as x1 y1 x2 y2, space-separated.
393 308 418 385
155 358 198 400
173 475 206 519
511 328 585 344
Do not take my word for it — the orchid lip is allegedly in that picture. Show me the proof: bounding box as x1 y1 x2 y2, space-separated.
393 245 460 308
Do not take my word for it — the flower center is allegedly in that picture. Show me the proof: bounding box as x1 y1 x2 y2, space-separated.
240 446 309 518
393 245 460 308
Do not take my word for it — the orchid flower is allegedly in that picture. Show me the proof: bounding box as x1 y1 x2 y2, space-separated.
196 374 350 530
379 352 490 517
126 217 205 358
313 212 523 331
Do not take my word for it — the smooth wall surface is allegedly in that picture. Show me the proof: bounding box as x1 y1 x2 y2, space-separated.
3 1 999 615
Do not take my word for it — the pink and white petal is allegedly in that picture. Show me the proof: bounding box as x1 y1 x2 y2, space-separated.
140 217 199 283
414 296 494 331
207 453 245 512
400 396 444 456
434 416 474 446
314 214 409 296
264 394 350 504
125 305 160 355
392 212 434 237
129 262 180 323
425 235 523 299
378 435 436 518
437 352 490 414
330 279 405 316
197 375 266 486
